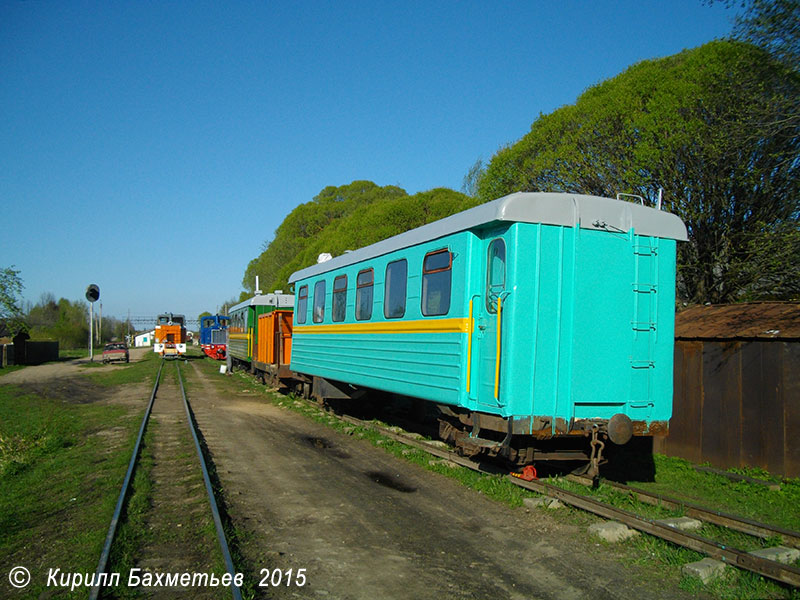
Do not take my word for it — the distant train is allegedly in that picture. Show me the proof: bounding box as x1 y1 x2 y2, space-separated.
199 314 230 360
226 192 687 476
154 313 186 358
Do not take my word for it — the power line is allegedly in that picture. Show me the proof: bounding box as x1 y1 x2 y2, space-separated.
125 316 201 328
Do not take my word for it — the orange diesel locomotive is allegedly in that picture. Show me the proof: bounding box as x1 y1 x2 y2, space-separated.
154 313 187 357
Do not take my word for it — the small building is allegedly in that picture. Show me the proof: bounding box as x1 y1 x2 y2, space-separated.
654 302 800 477
135 330 154 347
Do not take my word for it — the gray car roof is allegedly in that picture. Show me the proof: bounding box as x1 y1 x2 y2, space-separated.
288 192 688 284
229 292 295 313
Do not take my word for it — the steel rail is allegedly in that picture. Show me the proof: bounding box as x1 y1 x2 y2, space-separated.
566 474 800 549
89 359 165 600
175 362 243 600
511 477 800 588
334 411 800 588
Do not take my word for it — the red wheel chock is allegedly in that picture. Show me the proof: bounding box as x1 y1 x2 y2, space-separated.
511 465 538 481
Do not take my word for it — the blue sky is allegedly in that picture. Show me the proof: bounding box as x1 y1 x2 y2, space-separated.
1 1 736 325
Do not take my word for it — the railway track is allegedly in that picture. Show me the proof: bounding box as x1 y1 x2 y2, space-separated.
89 359 242 600
314 404 800 589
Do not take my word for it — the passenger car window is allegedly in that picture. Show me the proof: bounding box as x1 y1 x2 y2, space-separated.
313 280 326 323
332 275 347 322
384 260 407 319
486 239 506 313
356 269 373 321
422 249 452 316
297 285 308 324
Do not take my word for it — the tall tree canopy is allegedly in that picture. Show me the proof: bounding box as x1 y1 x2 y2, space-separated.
244 182 479 294
243 181 406 295
477 40 799 304
730 0 799 69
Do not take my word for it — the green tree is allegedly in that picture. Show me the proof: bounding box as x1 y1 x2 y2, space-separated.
729 0 799 69
241 182 481 296
727 0 800 172
243 181 407 294
25 295 89 349
477 40 800 304
198 311 212 322
461 158 485 197
26 292 59 330
0 266 27 336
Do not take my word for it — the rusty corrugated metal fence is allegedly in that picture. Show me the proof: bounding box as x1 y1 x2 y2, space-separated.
654 340 800 478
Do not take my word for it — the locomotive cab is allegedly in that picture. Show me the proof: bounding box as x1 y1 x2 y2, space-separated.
154 313 187 357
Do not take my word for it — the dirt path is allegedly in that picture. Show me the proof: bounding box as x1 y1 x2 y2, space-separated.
185 362 693 600
0 347 150 384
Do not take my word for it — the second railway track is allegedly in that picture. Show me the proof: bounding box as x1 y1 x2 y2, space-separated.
299 397 800 590
89 358 242 600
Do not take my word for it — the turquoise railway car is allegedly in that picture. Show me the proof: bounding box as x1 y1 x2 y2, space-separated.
288 192 687 471
227 292 294 369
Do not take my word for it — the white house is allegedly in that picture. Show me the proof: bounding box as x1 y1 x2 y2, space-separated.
135 330 154 347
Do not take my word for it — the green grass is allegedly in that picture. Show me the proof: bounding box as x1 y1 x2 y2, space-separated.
0 373 154 599
85 350 161 385
0 351 238 598
627 454 800 532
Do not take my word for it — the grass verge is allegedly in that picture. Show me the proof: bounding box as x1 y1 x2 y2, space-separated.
0 359 158 599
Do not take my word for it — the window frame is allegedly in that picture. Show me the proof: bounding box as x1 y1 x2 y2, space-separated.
421 248 453 317
332 274 348 322
486 238 506 314
384 259 408 319
313 280 326 323
355 268 374 321
296 285 308 324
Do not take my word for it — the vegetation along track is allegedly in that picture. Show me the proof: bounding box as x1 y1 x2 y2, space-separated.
305 397 800 589
88 358 242 600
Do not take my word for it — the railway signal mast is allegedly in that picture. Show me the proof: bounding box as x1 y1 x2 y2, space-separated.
86 284 100 361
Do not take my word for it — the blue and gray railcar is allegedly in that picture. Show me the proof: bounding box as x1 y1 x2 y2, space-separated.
288 192 687 470
199 314 230 360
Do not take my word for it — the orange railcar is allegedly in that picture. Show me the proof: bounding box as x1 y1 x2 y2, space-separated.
256 309 293 365
254 310 293 385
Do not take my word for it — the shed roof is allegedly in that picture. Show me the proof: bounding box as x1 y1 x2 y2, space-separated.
288 192 688 284
675 302 800 340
